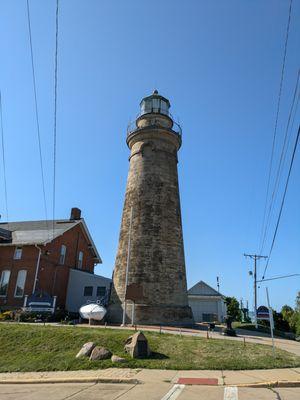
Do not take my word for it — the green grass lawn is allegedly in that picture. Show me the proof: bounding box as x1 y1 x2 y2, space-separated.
1 323 300 372
233 322 292 338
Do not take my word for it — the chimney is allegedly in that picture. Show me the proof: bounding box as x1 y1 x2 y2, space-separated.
70 207 81 220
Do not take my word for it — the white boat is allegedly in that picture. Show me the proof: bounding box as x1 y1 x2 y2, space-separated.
79 303 107 321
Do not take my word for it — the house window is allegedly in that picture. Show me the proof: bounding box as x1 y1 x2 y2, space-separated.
97 286 106 298
78 251 83 269
59 245 66 265
84 286 93 296
14 270 27 297
0 270 11 296
14 247 22 260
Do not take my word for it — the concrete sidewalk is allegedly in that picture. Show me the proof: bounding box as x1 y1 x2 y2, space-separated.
1 367 300 388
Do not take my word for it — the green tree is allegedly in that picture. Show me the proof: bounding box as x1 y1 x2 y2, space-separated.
281 305 294 316
289 311 300 334
281 305 294 325
273 311 290 332
294 292 300 337
225 297 242 322
296 292 300 312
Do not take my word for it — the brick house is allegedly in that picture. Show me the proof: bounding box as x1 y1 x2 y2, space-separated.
0 208 109 312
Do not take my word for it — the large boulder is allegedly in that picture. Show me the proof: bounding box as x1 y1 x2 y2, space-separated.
124 331 151 358
90 346 112 361
76 342 96 358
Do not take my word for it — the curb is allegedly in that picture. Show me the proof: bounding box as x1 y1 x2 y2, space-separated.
0 377 140 385
1 377 300 388
236 380 300 388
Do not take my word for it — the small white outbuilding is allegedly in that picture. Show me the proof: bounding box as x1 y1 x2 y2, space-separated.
188 280 227 323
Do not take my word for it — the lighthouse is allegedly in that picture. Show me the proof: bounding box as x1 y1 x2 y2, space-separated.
108 91 193 326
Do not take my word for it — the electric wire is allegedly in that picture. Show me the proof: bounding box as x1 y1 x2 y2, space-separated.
26 0 49 226
52 0 59 239
259 70 300 254
0 91 9 226
257 273 300 283
262 123 300 279
259 0 293 252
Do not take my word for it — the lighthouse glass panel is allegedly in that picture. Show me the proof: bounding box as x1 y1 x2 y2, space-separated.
140 98 169 116
141 99 152 115
160 99 169 115
152 98 160 112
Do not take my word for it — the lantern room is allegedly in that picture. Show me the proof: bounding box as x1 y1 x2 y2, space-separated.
140 90 170 116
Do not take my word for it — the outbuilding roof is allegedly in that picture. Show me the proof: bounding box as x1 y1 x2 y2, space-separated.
0 218 102 263
188 280 225 298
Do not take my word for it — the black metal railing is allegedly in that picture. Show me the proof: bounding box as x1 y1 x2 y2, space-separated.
127 112 182 137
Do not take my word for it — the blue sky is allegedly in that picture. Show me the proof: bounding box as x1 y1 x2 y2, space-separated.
0 1 299 311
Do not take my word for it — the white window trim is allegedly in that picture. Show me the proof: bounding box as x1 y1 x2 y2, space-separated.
14 247 22 260
59 245 66 265
78 251 83 269
0 270 11 297
14 269 27 298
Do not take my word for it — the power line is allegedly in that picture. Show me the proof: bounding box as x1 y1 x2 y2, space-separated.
259 0 293 252
257 273 300 283
52 0 59 238
262 123 300 279
0 91 9 225
259 70 300 254
26 0 49 224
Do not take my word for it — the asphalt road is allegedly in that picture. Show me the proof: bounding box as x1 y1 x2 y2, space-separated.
1 383 300 400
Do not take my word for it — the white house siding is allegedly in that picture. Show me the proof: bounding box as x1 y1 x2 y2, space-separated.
189 298 218 321
66 269 112 313
188 281 227 323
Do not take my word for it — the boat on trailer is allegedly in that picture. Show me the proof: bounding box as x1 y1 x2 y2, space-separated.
79 303 107 321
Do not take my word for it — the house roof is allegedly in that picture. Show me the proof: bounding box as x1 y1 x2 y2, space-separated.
188 280 225 298
0 219 102 263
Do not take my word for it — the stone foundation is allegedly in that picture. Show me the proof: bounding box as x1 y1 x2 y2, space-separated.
108 303 194 327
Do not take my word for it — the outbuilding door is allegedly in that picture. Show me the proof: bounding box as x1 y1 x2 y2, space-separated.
190 299 218 322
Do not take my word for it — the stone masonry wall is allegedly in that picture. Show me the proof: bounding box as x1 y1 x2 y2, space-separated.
108 127 193 325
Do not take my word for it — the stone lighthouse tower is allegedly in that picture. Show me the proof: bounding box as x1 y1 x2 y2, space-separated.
108 91 193 326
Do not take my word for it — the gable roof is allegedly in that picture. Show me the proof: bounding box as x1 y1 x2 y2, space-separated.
0 219 102 263
188 280 224 297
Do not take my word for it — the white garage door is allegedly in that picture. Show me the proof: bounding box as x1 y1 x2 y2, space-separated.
189 299 218 322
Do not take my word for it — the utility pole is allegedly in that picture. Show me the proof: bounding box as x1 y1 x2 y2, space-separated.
244 254 268 329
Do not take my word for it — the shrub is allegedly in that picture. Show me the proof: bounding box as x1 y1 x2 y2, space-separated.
0 311 13 321
18 311 52 323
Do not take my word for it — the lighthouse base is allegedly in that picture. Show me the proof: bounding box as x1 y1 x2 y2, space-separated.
107 303 194 327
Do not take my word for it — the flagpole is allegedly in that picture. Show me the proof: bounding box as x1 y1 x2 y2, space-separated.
122 206 133 326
